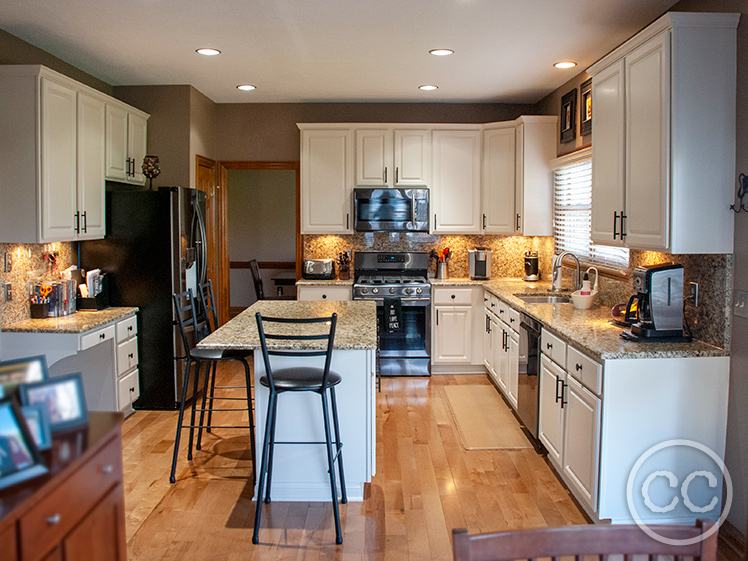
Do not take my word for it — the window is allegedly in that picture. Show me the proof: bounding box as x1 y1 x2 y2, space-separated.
552 148 629 272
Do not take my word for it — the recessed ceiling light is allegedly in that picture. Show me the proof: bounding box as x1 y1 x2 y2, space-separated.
196 48 221 56
554 61 577 69
237 84 256 91
419 85 438 91
429 49 454 56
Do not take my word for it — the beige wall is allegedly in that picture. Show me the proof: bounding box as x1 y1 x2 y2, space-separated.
189 87 217 188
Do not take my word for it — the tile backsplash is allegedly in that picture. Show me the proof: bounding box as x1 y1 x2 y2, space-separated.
0 242 77 327
304 234 732 350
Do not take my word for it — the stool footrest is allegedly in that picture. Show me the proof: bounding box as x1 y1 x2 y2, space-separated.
180 424 250 429
203 396 248 401
194 407 250 413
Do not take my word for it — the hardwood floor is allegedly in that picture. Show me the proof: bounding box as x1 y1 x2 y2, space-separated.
121 364 738 560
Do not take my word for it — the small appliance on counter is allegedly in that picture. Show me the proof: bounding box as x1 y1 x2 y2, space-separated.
468 248 491 280
523 251 540 281
622 263 690 342
302 259 336 280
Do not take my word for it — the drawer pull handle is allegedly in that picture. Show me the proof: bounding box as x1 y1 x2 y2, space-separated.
575 363 583 371
47 514 61 525
102 465 114 474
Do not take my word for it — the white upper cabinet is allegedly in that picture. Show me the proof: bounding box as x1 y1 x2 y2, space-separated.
0 65 146 243
300 127 354 234
431 128 481 233
105 104 148 185
481 125 516 234
588 12 739 253
355 128 430 187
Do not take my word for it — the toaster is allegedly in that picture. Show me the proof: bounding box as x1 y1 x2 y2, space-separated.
302 259 336 280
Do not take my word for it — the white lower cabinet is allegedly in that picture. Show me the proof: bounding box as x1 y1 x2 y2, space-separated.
434 307 473 363
115 314 140 413
482 290 519 408
297 285 351 301
538 354 566 466
432 287 483 371
507 329 519 409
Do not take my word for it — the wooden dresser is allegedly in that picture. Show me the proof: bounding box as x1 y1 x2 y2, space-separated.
0 412 126 561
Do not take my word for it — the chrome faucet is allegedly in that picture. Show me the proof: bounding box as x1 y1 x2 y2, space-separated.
549 251 581 292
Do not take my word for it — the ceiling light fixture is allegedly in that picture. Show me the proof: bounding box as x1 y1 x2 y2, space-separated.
553 61 577 69
196 48 221 56
429 49 454 56
419 85 438 91
236 84 256 91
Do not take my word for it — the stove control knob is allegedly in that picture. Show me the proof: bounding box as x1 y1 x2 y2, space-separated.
389 287 396 294
404 287 414 294
361 287 368 294
372 288 379 294
416 287 423 294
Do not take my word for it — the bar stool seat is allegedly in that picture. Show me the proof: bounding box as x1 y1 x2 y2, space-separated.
259 368 341 391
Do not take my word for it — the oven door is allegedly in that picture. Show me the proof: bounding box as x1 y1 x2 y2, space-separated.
353 188 429 232
375 299 431 377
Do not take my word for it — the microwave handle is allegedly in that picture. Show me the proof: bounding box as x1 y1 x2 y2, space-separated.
412 198 416 225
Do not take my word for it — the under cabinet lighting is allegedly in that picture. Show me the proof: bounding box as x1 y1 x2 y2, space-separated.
419 85 438 91
236 84 256 91
196 48 221 56
554 61 577 69
429 49 454 56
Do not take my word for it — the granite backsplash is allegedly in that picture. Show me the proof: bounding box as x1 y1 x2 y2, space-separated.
303 233 732 350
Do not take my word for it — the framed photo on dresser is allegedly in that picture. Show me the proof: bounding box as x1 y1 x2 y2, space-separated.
0 355 48 399
19 373 88 433
0 397 47 490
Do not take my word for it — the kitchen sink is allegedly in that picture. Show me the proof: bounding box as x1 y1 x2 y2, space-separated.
514 294 572 304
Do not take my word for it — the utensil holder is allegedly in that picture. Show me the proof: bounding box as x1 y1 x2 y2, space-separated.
30 303 50 319
338 267 350 280
437 262 448 280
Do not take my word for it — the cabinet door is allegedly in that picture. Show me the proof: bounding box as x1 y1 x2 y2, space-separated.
105 104 129 181
394 129 430 186
625 31 670 250
356 129 391 186
77 92 106 239
301 129 353 233
431 130 481 233
507 329 519 409
127 113 148 185
538 355 565 466
563 375 601 511
433 306 472 364
40 78 78 242
482 127 516 234
63 483 127 561
483 311 493 374
591 60 626 245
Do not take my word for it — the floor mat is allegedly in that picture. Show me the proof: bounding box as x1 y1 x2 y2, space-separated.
443 385 532 450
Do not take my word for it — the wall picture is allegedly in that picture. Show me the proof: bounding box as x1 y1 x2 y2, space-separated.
560 89 577 143
580 78 592 136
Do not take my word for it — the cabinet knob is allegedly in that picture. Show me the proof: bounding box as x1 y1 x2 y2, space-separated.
451 294 456 299
101 464 114 474
510 318 515 324
322 294 327 299
130 387 135 393
128 326 133 332
99 333 106 340
47 514 61 525
546 342 552 350
575 363 583 371
128 353 134 359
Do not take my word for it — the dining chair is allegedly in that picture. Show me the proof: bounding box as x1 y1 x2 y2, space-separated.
249 259 292 301
170 288 256 484
452 519 717 561
252 312 346 545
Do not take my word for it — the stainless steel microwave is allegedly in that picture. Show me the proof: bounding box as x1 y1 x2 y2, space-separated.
353 188 429 232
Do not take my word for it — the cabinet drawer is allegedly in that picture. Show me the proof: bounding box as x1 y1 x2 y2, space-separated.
118 369 140 411
80 325 116 351
116 315 137 342
20 436 122 561
567 346 602 396
433 288 473 306
541 329 567 367
505 306 521 332
116 338 138 376
297 286 351 301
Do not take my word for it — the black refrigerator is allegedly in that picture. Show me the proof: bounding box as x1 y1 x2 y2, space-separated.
80 186 208 409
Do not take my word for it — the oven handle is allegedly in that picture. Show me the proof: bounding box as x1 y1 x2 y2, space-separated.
362 298 431 306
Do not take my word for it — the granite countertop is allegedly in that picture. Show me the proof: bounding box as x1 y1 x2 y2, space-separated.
433 277 727 360
2 307 139 334
296 279 354 286
199 300 377 351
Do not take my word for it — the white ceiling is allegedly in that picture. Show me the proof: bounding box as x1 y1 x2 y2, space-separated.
1 0 677 104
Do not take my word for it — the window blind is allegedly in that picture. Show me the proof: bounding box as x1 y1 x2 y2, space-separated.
553 155 629 271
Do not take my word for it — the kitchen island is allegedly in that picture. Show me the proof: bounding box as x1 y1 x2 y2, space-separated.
198 300 377 501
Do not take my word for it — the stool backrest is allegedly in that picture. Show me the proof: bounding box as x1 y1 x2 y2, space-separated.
255 312 337 389
173 289 202 359
196 280 219 336
249 259 265 300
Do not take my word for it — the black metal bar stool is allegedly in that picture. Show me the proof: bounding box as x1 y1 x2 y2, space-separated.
252 312 347 545
170 287 256 484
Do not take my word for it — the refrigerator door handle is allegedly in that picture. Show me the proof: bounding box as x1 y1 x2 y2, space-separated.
193 193 208 286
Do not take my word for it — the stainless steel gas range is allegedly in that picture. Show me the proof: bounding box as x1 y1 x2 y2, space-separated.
353 251 431 377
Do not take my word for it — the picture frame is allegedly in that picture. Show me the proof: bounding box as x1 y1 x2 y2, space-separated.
0 397 48 490
21 404 52 451
580 78 592 136
19 372 88 433
560 88 577 143
0 355 49 399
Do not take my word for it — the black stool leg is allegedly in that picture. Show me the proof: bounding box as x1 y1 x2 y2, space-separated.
329 386 347 504
187 361 202 461
196 361 214 451
264 392 280 503
206 362 218 433
320 390 343 545
240 358 257 482
170 357 193 484
253 389 277 545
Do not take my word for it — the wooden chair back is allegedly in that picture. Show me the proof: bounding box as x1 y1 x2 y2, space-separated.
452 520 717 561
249 259 266 300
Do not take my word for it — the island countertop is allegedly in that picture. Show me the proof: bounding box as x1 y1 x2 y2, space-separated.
199 300 377 351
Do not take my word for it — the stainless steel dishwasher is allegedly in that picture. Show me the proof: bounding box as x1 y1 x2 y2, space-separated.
517 313 542 439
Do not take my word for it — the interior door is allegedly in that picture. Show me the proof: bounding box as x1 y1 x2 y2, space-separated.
196 155 219 319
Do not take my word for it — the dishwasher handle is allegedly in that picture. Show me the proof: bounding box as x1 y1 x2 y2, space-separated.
520 320 541 338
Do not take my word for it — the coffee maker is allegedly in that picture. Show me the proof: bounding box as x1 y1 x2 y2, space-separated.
523 251 540 281
468 248 492 280
623 263 687 341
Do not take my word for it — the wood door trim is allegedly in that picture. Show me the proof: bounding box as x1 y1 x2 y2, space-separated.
217 161 301 326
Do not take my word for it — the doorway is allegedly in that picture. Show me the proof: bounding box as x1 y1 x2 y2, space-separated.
217 162 301 321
